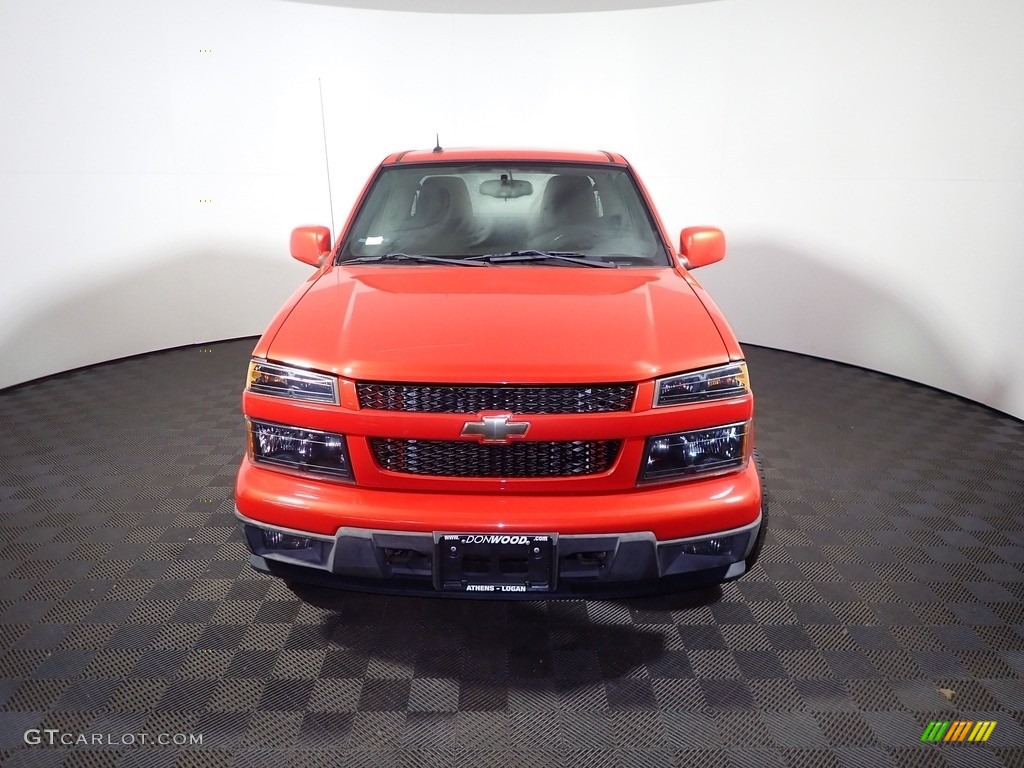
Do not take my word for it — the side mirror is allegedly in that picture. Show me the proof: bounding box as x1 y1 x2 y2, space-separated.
290 226 332 267
679 226 725 269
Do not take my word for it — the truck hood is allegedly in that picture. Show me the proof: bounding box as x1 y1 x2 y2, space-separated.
266 267 728 384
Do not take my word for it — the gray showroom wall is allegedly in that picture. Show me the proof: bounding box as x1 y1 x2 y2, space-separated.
1 0 1022 419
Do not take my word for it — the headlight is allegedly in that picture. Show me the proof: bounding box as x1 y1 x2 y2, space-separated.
247 420 353 481
654 362 748 407
247 359 338 404
639 421 750 482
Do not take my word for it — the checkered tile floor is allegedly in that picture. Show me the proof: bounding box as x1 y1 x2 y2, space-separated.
1 340 1022 767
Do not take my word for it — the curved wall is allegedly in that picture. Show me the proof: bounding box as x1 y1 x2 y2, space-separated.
1 0 1022 419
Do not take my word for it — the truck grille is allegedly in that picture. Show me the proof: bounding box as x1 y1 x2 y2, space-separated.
369 438 623 478
356 383 635 414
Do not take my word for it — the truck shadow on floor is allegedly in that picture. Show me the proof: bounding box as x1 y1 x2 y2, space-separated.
289 584 723 687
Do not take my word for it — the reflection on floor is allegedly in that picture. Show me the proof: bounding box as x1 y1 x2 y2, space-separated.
0 339 1022 767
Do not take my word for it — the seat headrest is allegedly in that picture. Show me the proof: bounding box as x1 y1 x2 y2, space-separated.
541 175 597 226
416 176 472 227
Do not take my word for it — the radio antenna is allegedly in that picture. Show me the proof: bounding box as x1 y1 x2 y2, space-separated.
317 77 336 235
433 133 443 153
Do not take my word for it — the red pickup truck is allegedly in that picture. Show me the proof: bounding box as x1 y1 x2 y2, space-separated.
235 147 764 597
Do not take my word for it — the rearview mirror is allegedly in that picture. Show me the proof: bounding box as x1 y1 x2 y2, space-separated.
290 226 332 267
479 177 533 199
679 227 725 269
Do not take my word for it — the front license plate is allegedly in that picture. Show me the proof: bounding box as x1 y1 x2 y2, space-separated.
435 533 555 593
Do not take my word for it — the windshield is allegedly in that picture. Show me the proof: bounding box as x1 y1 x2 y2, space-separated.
337 163 670 267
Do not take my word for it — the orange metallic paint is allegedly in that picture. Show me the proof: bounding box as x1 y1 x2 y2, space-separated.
290 225 331 266
384 148 626 166
261 267 729 385
680 227 726 269
236 458 761 541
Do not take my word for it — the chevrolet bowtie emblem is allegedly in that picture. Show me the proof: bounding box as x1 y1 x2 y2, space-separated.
461 414 531 443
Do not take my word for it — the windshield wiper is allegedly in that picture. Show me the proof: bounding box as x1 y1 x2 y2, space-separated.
467 250 617 268
340 253 490 267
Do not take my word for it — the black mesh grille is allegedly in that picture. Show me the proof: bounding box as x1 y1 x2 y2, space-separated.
369 438 623 478
356 383 635 414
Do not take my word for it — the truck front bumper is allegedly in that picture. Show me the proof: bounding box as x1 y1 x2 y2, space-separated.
235 509 765 599
235 458 764 597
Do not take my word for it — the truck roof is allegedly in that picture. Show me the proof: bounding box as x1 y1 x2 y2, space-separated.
382 147 628 166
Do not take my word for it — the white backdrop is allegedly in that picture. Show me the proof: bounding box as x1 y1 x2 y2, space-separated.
1 0 1022 419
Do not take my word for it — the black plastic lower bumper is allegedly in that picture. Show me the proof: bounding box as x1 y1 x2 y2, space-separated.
238 508 766 600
